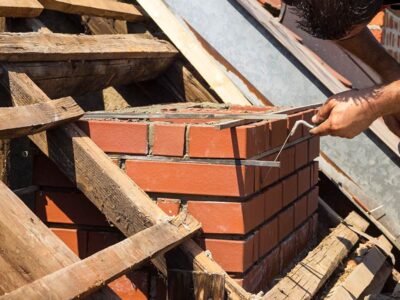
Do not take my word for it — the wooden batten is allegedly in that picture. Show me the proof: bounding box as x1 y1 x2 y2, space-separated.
0 32 178 62
0 98 83 139
2 216 200 300
0 0 43 18
37 0 144 22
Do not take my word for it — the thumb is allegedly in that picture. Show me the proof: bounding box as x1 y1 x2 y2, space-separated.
312 100 335 124
309 119 332 136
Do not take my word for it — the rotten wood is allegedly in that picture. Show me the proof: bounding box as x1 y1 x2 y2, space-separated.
2 215 200 300
0 98 83 139
327 236 393 300
0 0 43 18
263 212 369 300
0 70 251 300
37 0 144 22
136 0 251 106
0 32 178 62
0 180 117 298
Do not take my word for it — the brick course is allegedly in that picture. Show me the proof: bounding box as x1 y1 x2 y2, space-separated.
32 104 320 295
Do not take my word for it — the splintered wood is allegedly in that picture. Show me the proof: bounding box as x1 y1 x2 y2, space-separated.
263 212 369 300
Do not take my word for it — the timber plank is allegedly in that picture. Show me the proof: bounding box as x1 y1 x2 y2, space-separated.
263 212 369 300
2 217 200 300
0 181 117 298
0 70 251 300
38 0 144 22
328 236 393 300
0 98 83 139
136 0 251 105
0 32 178 62
0 0 43 18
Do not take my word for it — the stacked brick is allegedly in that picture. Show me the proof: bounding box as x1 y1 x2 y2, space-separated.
32 104 320 296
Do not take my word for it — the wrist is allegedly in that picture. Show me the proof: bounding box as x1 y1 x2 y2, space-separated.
374 81 400 117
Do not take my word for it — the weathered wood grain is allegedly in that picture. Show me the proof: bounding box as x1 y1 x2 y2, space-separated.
0 180 117 298
263 212 369 300
2 216 200 300
0 0 43 18
0 32 178 62
136 0 250 105
38 0 144 21
0 98 83 139
0 70 252 300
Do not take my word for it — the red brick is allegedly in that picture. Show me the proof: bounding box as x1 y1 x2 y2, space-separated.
33 155 74 187
125 160 255 197
269 119 288 148
259 218 278 256
188 122 267 159
298 165 311 196
295 221 310 254
308 136 320 161
35 191 109 226
282 173 298 206
108 271 150 300
156 198 181 216
51 228 88 258
278 206 294 241
307 186 319 216
280 234 297 271
260 154 280 188
253 230 260 265
230 105 273 112
295 141 308 169
187 195 264 234
287 112 303 142
77 120 148 154
241 262 264 293
202 238 255 273
87 231 124 257
265 182 283 220
311 161 319 186
263 246 281 289
152 123 186 157
294 196 308 228
311 213 319 238
279 147 295 178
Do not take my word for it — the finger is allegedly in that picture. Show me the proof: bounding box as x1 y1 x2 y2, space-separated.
309 120 332 136
312 100 335 124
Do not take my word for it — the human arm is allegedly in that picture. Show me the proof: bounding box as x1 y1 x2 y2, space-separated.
310 28 400 137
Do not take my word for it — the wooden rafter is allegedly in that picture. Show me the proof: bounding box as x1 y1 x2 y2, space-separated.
0 98 83 139
37 0 144 22
2 216 200 300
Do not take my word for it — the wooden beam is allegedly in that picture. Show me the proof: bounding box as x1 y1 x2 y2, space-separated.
263 212 369 300
12 58 178 98
0 98 83 139
328 236 393 300
38 0 144 22
0 32 178 62
136 0 251 106
0 70 252 300
0 0 43 18
3 216 200 300
0 180 117 298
